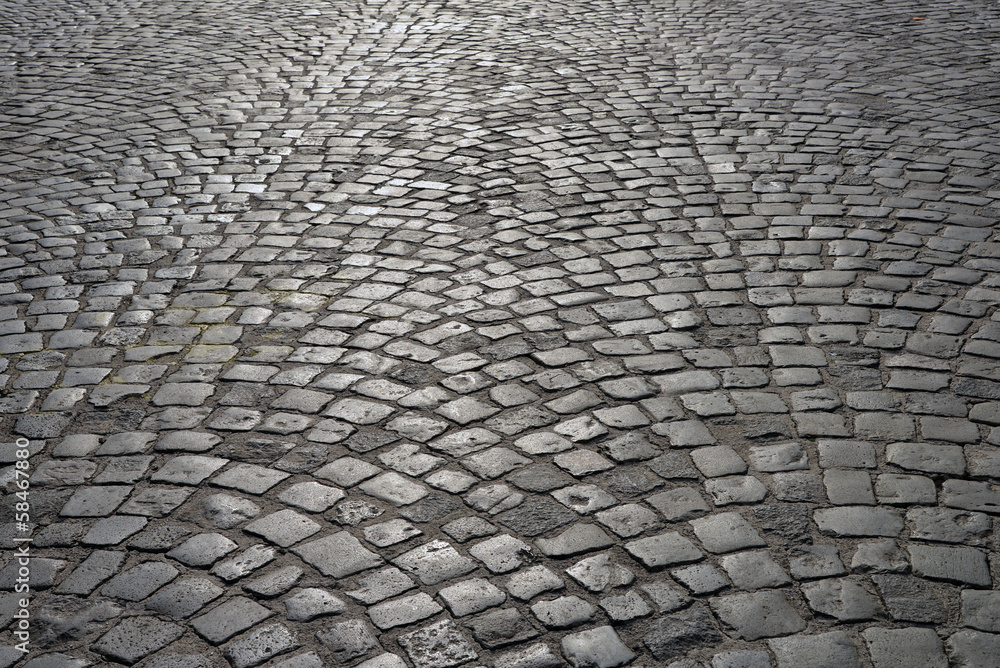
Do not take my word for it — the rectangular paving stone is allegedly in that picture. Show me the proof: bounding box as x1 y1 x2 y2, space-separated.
621 523 704 568
55 550 125 595
908 544 991 587
93 617 184 664
368 592 443 630
293 532 384 578
191 596 274 644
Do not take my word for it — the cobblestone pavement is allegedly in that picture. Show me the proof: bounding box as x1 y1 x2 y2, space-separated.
1 0 1000 665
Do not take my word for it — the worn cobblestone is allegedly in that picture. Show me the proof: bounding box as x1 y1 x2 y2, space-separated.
1 0 1000 664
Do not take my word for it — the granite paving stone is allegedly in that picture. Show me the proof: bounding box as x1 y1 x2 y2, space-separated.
145 578 225 619
464 608 540 648
54 550 126 595
530 596 597 629
397 619 479 668
167 533 239 567
293 532 384 579
392 540 477 585
871 574 948 624
643 605 723 660
211 544 278 581
316 619 379 661
947 629 1000 667
768 631 860 668
100 561 179 601
244 565 303 598
438 578 507 617
92 617 184 664
711 591 807 641
863 627 948 668
224 624 299 668
505 566 565 602
802 578 883 621
4 0 999 662
191 596 274 644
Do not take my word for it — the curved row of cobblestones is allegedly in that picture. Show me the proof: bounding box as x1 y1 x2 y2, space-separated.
2 0 1000 666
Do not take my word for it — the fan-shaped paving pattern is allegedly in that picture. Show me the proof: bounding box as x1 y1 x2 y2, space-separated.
1 0 1000 666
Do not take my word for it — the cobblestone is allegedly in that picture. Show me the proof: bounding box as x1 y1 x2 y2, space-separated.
3 0 1000 663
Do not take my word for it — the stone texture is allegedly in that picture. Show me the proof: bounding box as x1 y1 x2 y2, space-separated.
863 627 947 668
5 3 999 665
561 625 635 668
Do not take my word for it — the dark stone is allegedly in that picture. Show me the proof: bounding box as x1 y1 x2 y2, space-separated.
871 575 949 624
827 367 882 390
219 383 277 406
513 250 560 267
0 489 73 524
480 340 533 361
913 280 958 296
752 504 811 543
275 444 329 473
399 495 463 523
216 438 292 464
438 332 489 354
485 406 558 435
742 417 795 440
128 525 192 552
601 434 661 462
316 619 377 662
93 616 183 663
17 351 66 371
828 347 879 366
331 499 384 526
506 464 575 493
15 413 72 438
643 604 723 660
523 333 568 351
465 608 539 649
707 308 761 326
497 497 576 537
706 328 758 347
388 364 435 385
593 466 665 497
345 430 399 453
32 596 122 646
954 378 1000 400
711 417 794 441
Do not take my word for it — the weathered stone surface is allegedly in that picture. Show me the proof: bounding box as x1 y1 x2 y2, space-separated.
6 4 999 664
391 540 476 585
561 625 635 668
368 593 443 630
814 506 904 536
225 624 299 668
191 597 273 644
397 620 479 668
711 591 807 640
316 619 379 661
863 627 947 668
908 544 992 587
624 532 703 568
802 578 882 621
93 617 184 664
292 532 383 578
948 629 1000 668
643 605 722 660
768 631 860 668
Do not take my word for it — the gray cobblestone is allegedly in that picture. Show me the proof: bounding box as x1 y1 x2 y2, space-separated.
3 0 999 662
